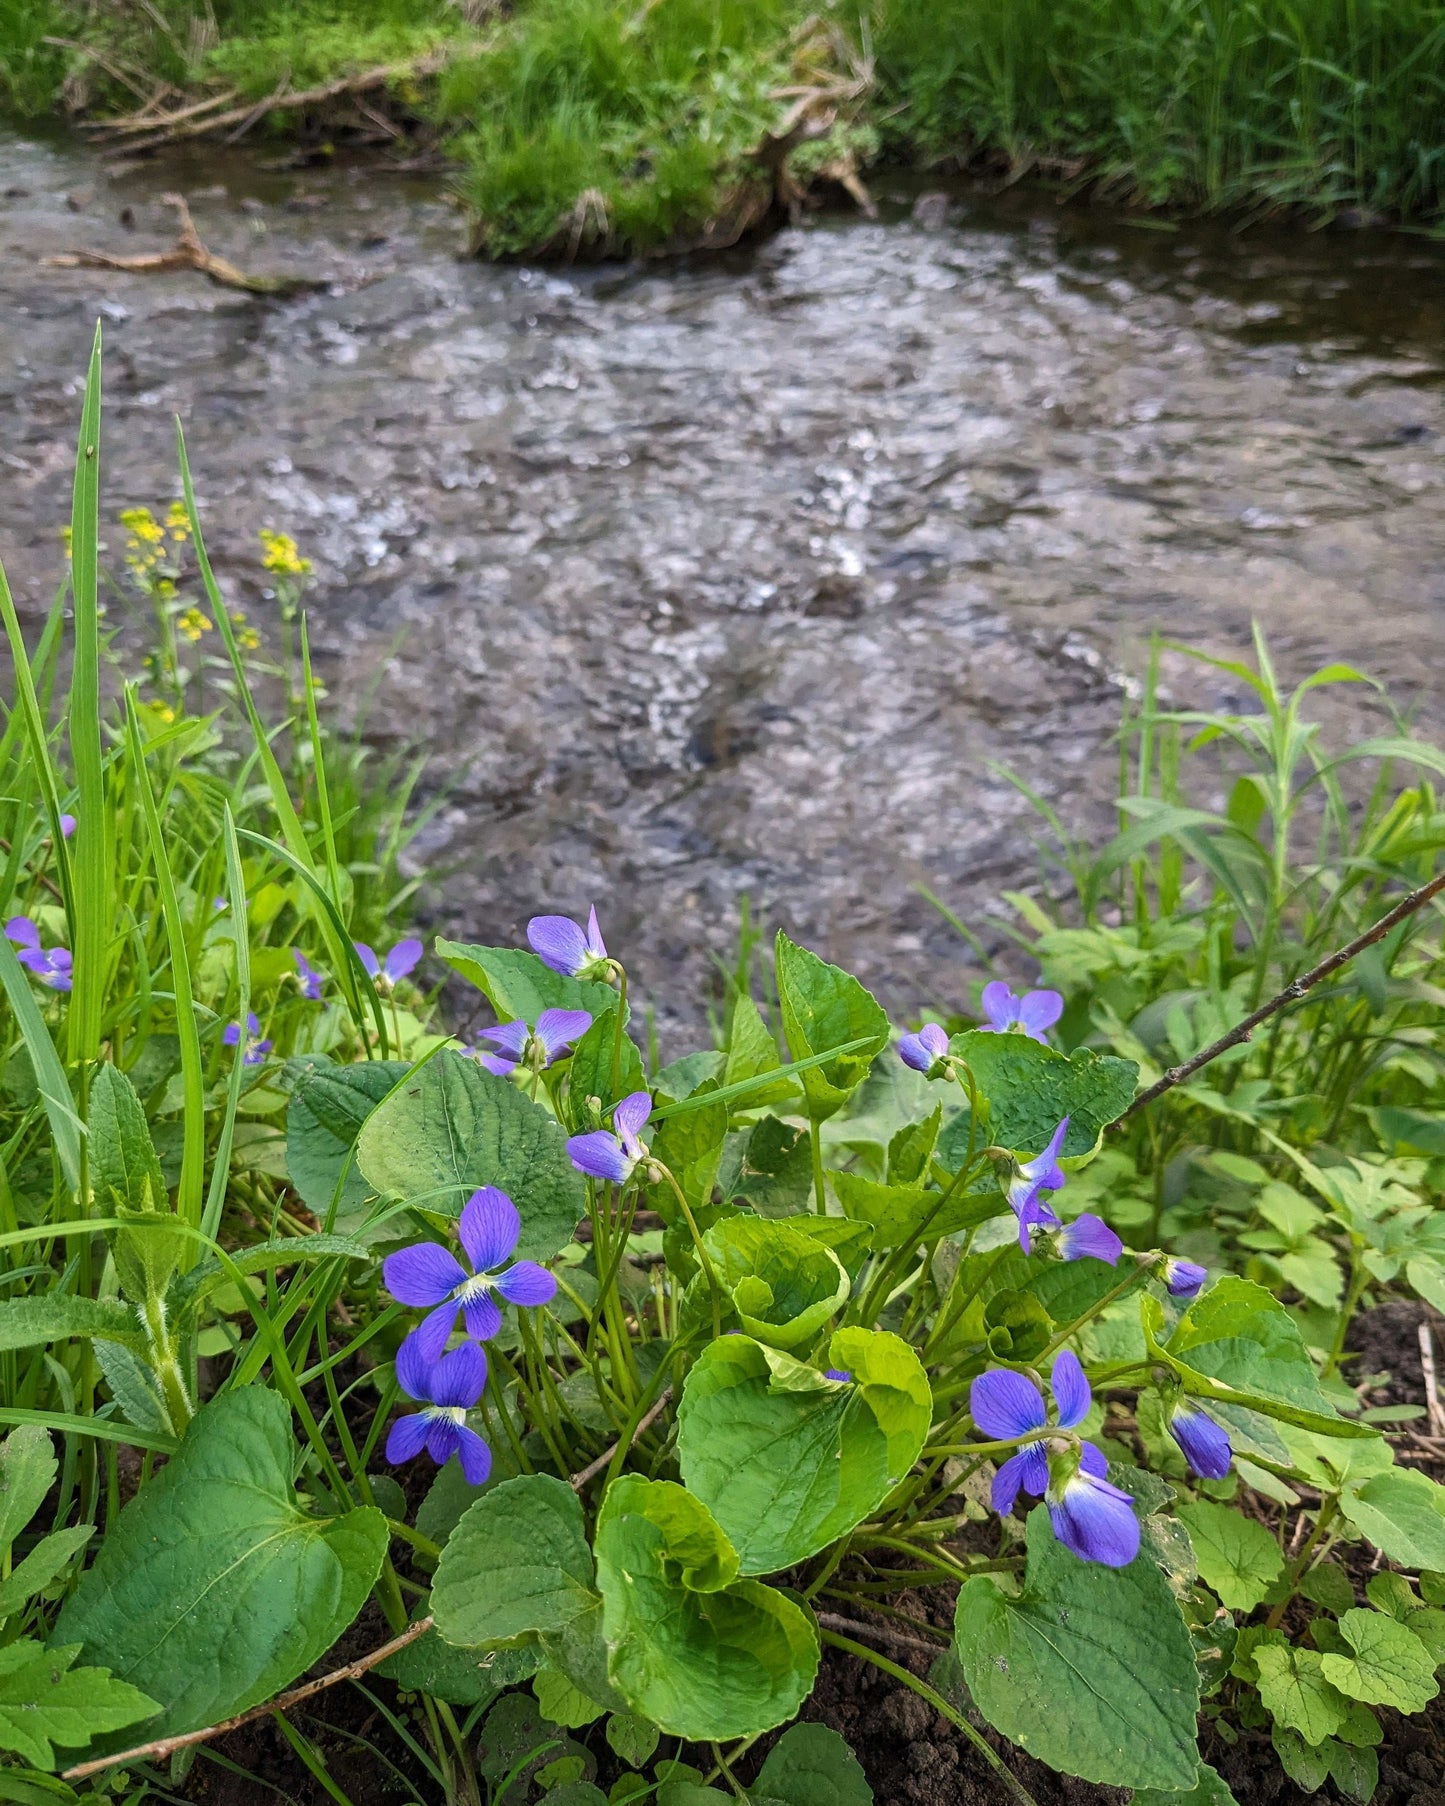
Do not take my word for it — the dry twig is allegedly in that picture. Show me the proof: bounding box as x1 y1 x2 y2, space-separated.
1420 1322 1445 1438
1121 867 1445 1119
45 193 326 296
63 1615 436 1780
86 53 448 154
570 1386 673 1490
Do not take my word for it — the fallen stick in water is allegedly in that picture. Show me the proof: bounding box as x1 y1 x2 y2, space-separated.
44 193 327 296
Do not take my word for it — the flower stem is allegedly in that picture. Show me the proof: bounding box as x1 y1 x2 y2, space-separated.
809 1115 827 1214
658 1162 723 1341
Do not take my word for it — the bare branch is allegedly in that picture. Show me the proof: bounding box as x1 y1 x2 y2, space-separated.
1121 867 1445 1120
62 1614 436 1780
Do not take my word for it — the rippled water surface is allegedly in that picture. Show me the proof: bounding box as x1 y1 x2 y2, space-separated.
3 133 1443 1037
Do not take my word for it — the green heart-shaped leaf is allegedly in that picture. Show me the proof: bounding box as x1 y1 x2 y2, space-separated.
432 1474 597 1648
285 1054 408 1227
953 1508 1200 1791
357 1050 585 1260
594 1476 818 1739
689 1217 850 1350
939 1031 1138 1162
677 1328 930 1574
775 934 889 1123
435 940 618 1024
53 1389 386 1740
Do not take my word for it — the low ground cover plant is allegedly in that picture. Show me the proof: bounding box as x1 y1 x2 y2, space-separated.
1 350 1443 1806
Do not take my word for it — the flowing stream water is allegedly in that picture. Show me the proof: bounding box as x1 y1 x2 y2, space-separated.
2 132 1443 1038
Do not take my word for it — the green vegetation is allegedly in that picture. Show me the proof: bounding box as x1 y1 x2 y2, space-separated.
4 0 1442 254
0 353 1443 1803
929 633 1445 1363
874 0 1445 220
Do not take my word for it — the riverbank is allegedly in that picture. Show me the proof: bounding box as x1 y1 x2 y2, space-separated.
3 0 1442 255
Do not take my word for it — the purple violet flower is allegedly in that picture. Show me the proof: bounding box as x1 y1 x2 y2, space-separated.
294 950 324 1000
383 1186 558 1363
1055 1214 1124 1265
355 938 423 989
5 916 73 991
980 981 1064 1043
476 1008 592 1077
528 907 611 981
898 1022 949 1075
222 1011 272 1065
1169 1403 1232 1480
386 1333 491 1485
1164 1257 1208 1300
1006 1118 1069 1247
970 1350 1138 1567
59 814 76 839
567 1091 652 1185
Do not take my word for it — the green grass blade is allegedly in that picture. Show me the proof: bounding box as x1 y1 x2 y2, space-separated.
0 572 75 923
299 612 346 912
0 1406 176 1454
202 807 250 1244
66 323 106 1069
234 826 390 1055
124 688 205 1238
175 424 373 1034
0 938 82 1195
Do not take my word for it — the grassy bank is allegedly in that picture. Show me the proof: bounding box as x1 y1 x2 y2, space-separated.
3 0 1443 249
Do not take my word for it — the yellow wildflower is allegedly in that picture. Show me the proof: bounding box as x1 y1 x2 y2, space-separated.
233 612 261 651
166 500 190 542
259 529 311 578
177 607 212 643
155 578 177 602
119 507 164 546
60 525 72 562
153 702 176 724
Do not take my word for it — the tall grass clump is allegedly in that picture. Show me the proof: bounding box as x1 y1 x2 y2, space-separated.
435 0 850 254
874 0 1445 218
0 0 461 119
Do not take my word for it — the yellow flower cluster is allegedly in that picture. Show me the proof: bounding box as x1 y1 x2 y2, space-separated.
120 506 167 575
177 607 213 643
166 500 191 543
259 529 311 578
233 611 261 651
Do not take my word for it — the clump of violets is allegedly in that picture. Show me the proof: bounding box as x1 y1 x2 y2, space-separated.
383 1186 558 1363
980 981 1063 1043
476 1009 591 1078
528 907 614 983
1168 1400 1232 1480
355 938 423 990
223 1011 272 1065
898 1022 949 1075
5 917 72 991
567 1092 653 1185
386 1334 491 1485
1006 1118 1121 1264
294 950 324 1001
972 1350 1139 1567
